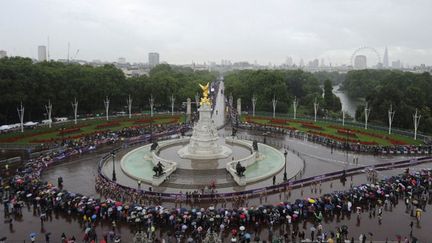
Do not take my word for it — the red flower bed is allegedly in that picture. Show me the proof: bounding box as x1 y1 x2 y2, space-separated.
337 129 358 138
58 127 81 135
301 123 322 130
271 118 288 125
0 130 54 143
388 138 407 145
328 124 406 145
96 121 120 129
308 130 378 145
134 118 154 124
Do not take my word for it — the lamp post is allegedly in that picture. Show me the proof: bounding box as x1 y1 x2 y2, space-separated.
72 98 78 125
283 150 288 181
111 151 117 181
104 97 110 121
149 95 154 117
272 96 277 118
251 95 257 117
17 102 24 133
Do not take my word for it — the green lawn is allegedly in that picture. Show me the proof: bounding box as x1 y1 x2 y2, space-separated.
0 115 185 144
242 115 421 146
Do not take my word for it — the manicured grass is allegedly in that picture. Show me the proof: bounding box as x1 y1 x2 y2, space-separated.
0 115 185 144
242 115 422 146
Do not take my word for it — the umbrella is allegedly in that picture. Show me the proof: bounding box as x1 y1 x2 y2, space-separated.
308 198 316 204
26 193 32 198
239 226 245 231
29 233 37 237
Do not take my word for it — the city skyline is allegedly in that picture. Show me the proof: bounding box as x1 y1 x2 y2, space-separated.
1 0 431 65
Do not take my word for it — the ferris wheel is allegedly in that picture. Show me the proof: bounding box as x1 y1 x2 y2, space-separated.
350 46 381 68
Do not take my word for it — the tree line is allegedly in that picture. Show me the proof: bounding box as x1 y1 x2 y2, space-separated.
223 69 341 116
342 69 432 133
0 57 215 123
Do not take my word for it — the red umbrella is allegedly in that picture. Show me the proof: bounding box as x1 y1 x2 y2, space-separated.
115 201 123 207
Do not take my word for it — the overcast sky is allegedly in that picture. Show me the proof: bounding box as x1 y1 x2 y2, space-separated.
1 0 431 65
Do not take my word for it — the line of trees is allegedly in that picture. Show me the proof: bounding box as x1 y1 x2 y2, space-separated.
0 57 215 123
224 69 341 116
342 70 432 133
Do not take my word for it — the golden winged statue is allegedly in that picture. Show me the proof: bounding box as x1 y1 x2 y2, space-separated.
199 82 211 106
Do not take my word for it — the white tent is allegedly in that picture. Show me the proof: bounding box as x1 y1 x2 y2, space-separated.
0 125 11 131
24 121 38 127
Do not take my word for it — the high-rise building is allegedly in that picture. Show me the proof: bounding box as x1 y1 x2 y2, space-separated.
285 56 293 66
38 45 47 62
308 59 319 68
148 52 159 67
118 57 126 64
0 50 6 59
383 47 389 68
354 55 367 69
392 60 401 69
299 58 304 67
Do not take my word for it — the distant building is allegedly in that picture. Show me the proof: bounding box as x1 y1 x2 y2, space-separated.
392 60 401 69
285 56 293 66
354 55 367 69
148 52 159 67
118 57 126 64
0 50 6 59
383 47 389 68
299 58 304 67
38 45 47 62
308 59 319 68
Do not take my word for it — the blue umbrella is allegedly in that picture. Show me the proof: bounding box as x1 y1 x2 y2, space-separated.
30 233 37 237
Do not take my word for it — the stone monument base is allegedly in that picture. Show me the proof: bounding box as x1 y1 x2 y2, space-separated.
177 142 232 160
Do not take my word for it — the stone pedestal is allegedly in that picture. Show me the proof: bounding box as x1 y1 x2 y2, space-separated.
178 103 232 160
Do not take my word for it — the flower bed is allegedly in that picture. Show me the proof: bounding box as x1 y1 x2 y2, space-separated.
271 118 288 125
96 121 120 129
336 129 358 138
58 127 81 135
0 130 54 143
301 122 322 130
308 130 378 145
328 124 406 145
134 118 154 124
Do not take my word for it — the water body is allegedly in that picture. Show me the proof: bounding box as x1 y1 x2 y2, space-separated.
332 84 364 118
